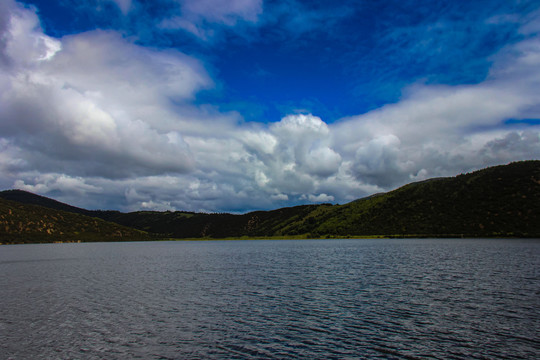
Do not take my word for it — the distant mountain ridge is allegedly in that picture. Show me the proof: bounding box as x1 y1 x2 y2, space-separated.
1 161 539 243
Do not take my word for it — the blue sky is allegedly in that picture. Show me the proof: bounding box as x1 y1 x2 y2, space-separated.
1 0 540 212
21 0 534 121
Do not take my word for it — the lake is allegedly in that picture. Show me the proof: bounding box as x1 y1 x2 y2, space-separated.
0 239 538 359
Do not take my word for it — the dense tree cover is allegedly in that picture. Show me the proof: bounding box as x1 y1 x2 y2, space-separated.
307 160 540 238
1 161 539 243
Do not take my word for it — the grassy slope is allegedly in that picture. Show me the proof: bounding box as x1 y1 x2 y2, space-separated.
303 161 540 237
0 197 150 244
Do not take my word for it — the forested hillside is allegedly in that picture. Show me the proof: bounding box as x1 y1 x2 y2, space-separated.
1 161 539 242
0 197 150 244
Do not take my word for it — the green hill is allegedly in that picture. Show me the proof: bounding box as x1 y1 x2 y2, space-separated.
0 189 94 216
286 161 540 238
1 161 539 242
96 204 325 239
97 161 540 238
0 197 150 244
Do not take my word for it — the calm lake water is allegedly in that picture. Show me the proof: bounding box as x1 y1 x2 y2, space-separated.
0 239 538 359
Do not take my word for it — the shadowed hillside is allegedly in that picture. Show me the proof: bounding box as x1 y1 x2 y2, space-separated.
287 160 540 238
0 197 150 244
0 189 93 216
1 161 539 242
96 161 540 238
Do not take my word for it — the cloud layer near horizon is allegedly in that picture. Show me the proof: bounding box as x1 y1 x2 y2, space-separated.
1 0 539 212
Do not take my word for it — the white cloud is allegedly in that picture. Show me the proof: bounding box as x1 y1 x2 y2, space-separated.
307 193 334 203
353 134 410 187
14 173 101 199
0 1 213 178
0 0 539 213
2 1 61 65
272 113 329 138
328 26 540 188
270 193 288 201
239 130 277 155
305 146 342 177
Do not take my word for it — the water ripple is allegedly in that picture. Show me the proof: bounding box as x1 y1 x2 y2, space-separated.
0 239 538 359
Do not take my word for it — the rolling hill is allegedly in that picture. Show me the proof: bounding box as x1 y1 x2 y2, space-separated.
0 197 150 244
1 160 539 243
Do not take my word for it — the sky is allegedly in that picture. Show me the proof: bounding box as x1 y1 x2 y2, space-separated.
0 0 539 213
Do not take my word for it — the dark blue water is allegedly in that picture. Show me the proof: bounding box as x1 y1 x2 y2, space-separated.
0 239 538 359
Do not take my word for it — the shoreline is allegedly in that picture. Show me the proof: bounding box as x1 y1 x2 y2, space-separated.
2 234 539 245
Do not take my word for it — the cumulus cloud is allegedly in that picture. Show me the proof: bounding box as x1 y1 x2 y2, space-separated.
1 1 61 66
307 193 334 203
268 114 341 177
305 146 342 177
270 193 288 201
14 174 101 196
353 134 409 188
0 0 539 213
328 21 540 188
0 1 212 178
480 131 540 162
